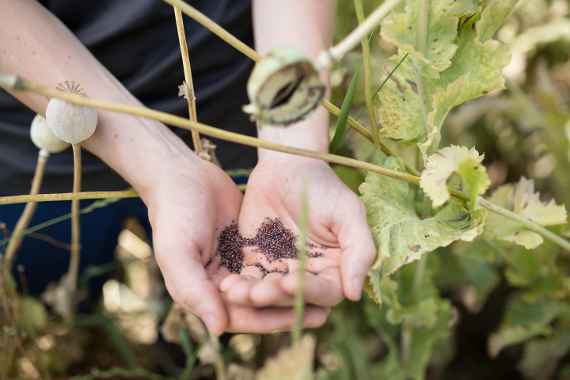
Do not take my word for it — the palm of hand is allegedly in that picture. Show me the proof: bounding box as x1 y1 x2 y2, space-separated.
151 161 327 334
218 158 375 308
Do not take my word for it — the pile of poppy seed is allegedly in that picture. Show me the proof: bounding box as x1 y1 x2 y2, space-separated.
216 218 321 275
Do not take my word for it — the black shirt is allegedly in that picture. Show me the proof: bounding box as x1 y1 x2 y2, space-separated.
0 0 256 196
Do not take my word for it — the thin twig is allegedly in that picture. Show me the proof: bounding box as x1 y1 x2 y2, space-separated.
2 150 49 294
1 75 570 253
173 6 203 154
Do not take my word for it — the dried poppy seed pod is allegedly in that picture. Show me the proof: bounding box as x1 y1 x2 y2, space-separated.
30 114 70 154
46 81 98 144
243 48 325 126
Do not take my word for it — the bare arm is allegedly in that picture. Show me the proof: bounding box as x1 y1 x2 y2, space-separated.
252 0 336 157
0 0 199 201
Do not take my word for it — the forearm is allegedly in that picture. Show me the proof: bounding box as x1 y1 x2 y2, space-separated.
252 0 336 159
0 0 198 200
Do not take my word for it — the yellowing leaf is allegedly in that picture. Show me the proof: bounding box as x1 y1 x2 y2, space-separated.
420 20 511 155
484 178 567 249
476 0 518 42
420 146 490 208
382 0 476 74
360 153 485 276
377 59 425 141
256 335 315 380
377 4 511 155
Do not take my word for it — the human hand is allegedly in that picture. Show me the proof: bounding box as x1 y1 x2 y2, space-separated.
219 156 376 308
143 157 329 335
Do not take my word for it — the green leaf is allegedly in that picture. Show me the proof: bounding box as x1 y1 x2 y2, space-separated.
484 177 567 249
420 145 490 209
519 329 570 380
420 18 511 155
376 55 426 141
360 153 485 276
476 0 518 42
382 0 477 74
447 240 500 312
367 261 454 380
377 5 511 154
488 297 564 357
330 68 360 154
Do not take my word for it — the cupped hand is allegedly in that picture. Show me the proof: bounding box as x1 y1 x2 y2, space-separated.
144 157 329 335
219 156 376 308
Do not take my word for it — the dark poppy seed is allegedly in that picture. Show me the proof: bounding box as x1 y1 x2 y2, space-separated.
216 222 245 273
216 218 322 276
252 218 298 262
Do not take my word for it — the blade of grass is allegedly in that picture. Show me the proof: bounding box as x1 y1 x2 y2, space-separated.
330 67 361 154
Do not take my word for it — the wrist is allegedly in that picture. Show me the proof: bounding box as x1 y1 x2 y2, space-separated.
257 107 330 162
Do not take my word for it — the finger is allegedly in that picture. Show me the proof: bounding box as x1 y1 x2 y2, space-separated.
155 240 227 336
336 200 376 301
226 305 329 333
241 265 266 279
219 273 243 292
286 255 339 274
223 276 258 304
250 273 294 307
280 268 343 307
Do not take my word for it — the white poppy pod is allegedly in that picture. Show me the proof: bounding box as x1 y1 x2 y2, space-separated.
30 114 70 153
46 98 98 144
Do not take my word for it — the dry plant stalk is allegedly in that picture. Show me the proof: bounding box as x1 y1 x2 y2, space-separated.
173 6 203 155
67 144 82 308
2 150 49 294
1 77 569 252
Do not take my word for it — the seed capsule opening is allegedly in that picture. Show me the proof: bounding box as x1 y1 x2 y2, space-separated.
244 48 325 126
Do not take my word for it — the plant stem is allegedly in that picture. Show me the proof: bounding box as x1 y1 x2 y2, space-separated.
478 197 570 252
2 150 49 294
67 143 82 320
293 188 309 345
318 0 402 69
2 74 570 253
1 76 421 184
353 0 381 146
162 0 259 61
0 190 137 205
173 6 203 155
160 0 416 173
158 0 391 153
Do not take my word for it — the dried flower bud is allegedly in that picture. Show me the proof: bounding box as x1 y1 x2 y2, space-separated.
30 114 69 153
46 81 98 144
243 48 325 126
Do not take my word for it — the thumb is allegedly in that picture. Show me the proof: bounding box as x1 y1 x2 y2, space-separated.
155 239 228 336
335 200 376 301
